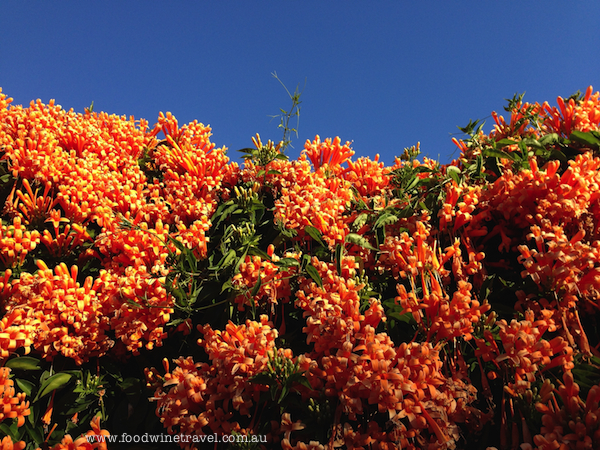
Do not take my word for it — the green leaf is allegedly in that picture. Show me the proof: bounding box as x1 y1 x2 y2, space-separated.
187 285 202 306
169 237 186 253
485 155 504 177
345 233 378 251
34 373 73 402
300 254 311 271
5 356 42 371
247 246 270 260
297 377 313 390
0 424 13 440
397 206 414 218
27 427 44 446
475 154 483 177
215 204 239 228
504 92 526 112
250 273 262 297
15 379 35 396
458 118 484 137
373 212 398 230
212 198 235 218
220 278 233 294
279 384 289 403
375 225 385 249
304 225 326 247
335 244 343 275
119 377 142 393
125 297 143 309
404 175 419 192
570 130 600 149
305 264 323 288
352 213 369 230
521 137 545 150
215 249 237 271
234 247 249 273
388 311 415 324
549 148 567 162
538 133 560 146
479 274 496 301
167 317 186 327
65 399 96 415
484 148 517 161
249 374 273 385
274 257 300 269
446 166 462 184
350 187 368 209
495 138 518 148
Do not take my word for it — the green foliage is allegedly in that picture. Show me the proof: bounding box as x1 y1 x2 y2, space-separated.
269 72 305 151
250 350 312 411
3 358 102 448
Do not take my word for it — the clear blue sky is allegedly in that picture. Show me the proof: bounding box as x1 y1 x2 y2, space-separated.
1 2 599 166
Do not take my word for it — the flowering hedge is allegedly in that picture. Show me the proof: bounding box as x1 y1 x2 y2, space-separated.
0 86 600 450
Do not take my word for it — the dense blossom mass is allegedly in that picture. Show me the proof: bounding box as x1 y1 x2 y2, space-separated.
0 85 600 449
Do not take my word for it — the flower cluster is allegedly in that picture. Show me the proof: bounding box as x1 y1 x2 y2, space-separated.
231 246 295 312
151 316 285 438
532 372 600 450
0 90 236 362
0 217 41 268
5 261 110 364
294 256 478 449
0 367 30 427
475 310 574 396
40 416 110 450
1 85 600 449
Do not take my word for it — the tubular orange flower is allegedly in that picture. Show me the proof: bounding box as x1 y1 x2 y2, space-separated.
0 436 26 450
150 316 294 440
0 216 41 268
0 308 40 358
274 168 353 248
13 179 56 225
1 85 599 448
0 367 30 428
7 262 111 364
303 136 355 171
42 416 110 450
231 253 295 311
342 154 391 198
534 372 600 450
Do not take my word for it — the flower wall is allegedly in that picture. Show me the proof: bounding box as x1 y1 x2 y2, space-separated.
0 86 600 449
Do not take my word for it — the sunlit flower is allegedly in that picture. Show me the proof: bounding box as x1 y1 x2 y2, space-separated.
0 367 30 428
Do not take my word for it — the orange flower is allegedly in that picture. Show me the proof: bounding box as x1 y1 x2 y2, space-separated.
475 312 574 396
7 261 111 364
534 372 600 450
303 136 354 171
280 412 305 441
231 252 295 311
0 367 30 428
0 436 25 450
342 154 391 198
0 216 41 268
0 308 40 358
151 316 289 438
274 169 353 248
